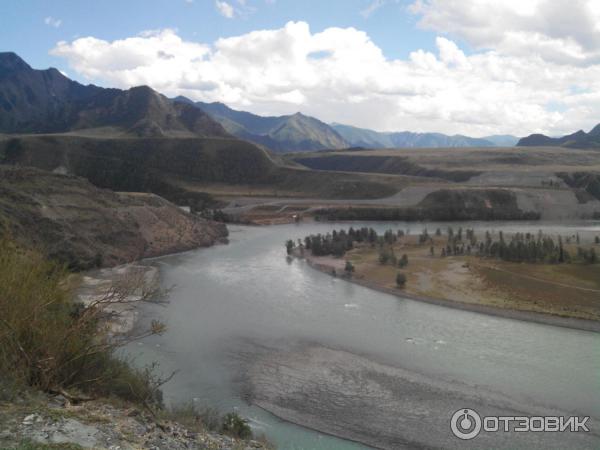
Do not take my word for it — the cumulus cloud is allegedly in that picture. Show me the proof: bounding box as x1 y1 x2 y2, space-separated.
44 16 62 28
50 21 600 136
215 1 234 18
410 0 600 66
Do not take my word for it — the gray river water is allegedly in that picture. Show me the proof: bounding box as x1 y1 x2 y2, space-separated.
126 221 600 449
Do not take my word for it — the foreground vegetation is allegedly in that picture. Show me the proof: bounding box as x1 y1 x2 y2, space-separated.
0 238 166 404
0 237 263 446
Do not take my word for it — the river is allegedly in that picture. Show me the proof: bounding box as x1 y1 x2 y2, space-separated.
125 221 600 449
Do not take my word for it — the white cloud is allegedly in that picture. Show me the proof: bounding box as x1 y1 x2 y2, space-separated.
410 0 600 66
50 21 600 137
44 16 62 28
361 0 399 18
215 0 234 18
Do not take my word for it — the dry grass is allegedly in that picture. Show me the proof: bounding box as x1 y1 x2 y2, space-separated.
315 233 600 321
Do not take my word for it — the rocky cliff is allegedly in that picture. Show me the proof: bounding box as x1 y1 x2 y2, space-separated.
0 166 228 269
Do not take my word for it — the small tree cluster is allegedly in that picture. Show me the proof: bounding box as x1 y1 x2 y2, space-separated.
418 229 431 244
577 247 598 264
301 227 379 257
478 231 570 263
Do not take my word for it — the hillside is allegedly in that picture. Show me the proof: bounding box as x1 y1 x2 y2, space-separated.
0 166 227 269
331 123 503 148
178 98 349 152
0 134 403 200
294 153 481 182
518 124 600 148
0 52 229 138
0 134 276 196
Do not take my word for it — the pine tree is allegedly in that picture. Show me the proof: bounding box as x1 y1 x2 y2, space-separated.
344 260 355 275
285 240 295 255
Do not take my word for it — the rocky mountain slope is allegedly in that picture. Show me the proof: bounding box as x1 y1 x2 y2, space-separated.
0 52 229 138
518 124 600 148
177 97 348 152
0 166 227 269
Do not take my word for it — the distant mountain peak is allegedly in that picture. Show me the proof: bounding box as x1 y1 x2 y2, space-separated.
0 51 32 73
588 123 600 136
517 124 600 148
173 95 195 105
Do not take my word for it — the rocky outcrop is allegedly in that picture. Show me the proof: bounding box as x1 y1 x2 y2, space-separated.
0 166 228 269
0 395 268 450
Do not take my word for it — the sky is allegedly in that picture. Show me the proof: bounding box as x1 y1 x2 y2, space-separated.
2 0 600 137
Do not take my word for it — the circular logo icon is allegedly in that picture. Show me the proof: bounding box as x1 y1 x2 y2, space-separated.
451 408 482 440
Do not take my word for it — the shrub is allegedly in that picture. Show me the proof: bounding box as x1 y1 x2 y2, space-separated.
161 403 222 432
396 272 407 287
0 238 164 406
378 246 396 265
398 254 408 268
344 261 355 275
221 412 253 440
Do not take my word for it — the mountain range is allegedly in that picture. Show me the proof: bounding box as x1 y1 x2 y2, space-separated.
0 51 520 151
518 125 600 148
175 98 519 151
330 123 519 149
174 97 348 152
0 52 228 138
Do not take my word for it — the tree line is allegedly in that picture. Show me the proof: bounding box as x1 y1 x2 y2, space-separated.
287 226 599 265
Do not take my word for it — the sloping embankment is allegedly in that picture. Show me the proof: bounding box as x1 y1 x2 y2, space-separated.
0 166 228 269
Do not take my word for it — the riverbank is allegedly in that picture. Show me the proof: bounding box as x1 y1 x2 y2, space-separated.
0 391 271 449
294 236 600 333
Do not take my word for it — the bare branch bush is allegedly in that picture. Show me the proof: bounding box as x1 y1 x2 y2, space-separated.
0 238 169 407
